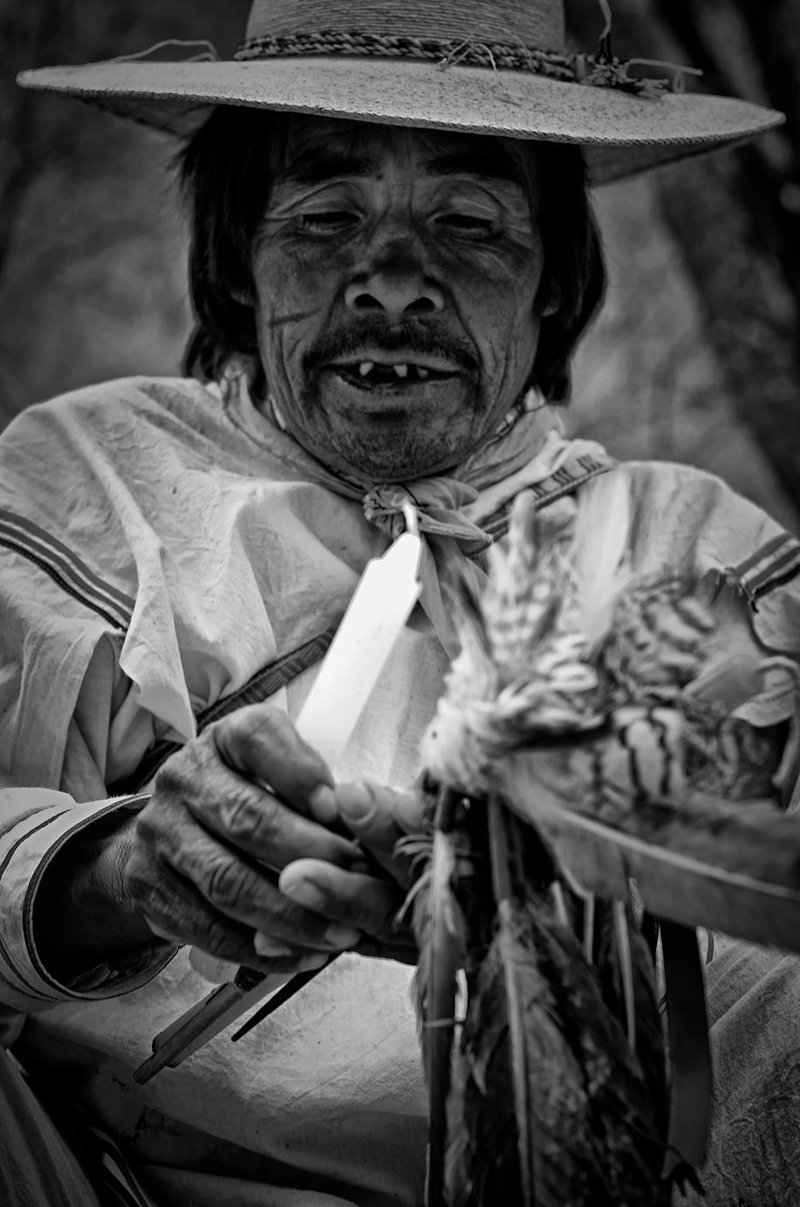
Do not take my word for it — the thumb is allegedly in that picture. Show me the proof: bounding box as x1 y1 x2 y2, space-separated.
335 781 423 881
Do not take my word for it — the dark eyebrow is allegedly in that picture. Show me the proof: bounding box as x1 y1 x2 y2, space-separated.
279 151 381 187
424 151 525 186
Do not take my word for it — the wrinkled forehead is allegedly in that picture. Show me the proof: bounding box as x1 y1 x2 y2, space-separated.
271 114 539 196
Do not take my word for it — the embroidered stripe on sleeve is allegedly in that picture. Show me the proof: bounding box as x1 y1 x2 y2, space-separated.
726 531 800 604
21 797 157 999
482 452 614 542
0 507 135 630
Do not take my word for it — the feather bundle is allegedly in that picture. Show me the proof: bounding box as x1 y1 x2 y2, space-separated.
407 473 800 1206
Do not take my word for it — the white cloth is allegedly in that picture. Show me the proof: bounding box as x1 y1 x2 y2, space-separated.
1 373 800 1205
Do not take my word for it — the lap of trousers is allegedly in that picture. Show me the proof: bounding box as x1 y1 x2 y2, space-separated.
1 938 798 1207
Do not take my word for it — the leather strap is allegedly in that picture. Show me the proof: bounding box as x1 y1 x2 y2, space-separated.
660 920 713 1194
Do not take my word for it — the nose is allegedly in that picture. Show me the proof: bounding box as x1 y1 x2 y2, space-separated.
344 249 445 319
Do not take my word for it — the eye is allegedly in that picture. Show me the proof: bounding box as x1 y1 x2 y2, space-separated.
434 212 498 239
299 211 360 234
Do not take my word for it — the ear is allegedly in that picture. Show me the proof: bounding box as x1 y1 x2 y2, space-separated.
541 285 561 318
536 276 560 318
230 286 254 306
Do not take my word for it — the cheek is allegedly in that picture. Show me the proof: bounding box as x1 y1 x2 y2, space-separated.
254 245 313 319
453 250 542 367
252 242 344 376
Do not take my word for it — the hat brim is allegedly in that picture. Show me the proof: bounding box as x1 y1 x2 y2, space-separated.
17 57 784 184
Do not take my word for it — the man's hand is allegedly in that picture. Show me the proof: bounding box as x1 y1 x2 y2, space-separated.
35 704 425 983
123 705 372 973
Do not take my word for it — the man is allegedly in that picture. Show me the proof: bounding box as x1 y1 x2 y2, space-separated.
1 1 798 1205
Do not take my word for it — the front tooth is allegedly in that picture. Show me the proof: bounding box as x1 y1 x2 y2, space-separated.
359 361 375 377
417 367 430 379
393 364 409 379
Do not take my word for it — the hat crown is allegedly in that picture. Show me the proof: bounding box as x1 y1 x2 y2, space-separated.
244 0 566 49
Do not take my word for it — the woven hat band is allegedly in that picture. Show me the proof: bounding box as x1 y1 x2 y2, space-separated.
243 0 565 50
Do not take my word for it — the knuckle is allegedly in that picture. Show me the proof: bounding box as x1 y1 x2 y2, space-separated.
151 760 185 803
200 919 241 961
216 704 286 754
154 740 205 793
222 788 278 845
204 857 253 912
154 735 221 802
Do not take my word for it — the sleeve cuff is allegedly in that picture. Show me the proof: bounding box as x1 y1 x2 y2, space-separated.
0 793 176 1012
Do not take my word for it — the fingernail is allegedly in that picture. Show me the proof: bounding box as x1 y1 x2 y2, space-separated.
144 918 181 942
253 933 295 957
336 782 375 823
324 924 361 949
296 952 329 972
308 783 337 823
281 876 325 911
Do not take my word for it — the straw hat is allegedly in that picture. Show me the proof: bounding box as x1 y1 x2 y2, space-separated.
17 0 783 185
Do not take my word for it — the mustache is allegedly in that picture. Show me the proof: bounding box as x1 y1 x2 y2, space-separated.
304 320 479 374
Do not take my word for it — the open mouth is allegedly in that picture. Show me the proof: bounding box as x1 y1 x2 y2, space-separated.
330 360 458 388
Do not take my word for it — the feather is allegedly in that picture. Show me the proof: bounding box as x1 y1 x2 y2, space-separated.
570 471 634 649
482 491 575 682
444 941 521 1205
532 795 800 953
525 898 666 1206
446 897 596 1207
593 899 669 1145
495 700 800 953
485 798 536 1203
407 787 470 1207
612 899 636 1052
582 891 596 964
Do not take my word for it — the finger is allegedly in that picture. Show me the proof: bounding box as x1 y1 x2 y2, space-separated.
335 781 423 883
166 827 363 953
211 705 337 822
143 872 327 975
153 758 364 872
130 857 265 966
279 857 407 940
193 782 364 873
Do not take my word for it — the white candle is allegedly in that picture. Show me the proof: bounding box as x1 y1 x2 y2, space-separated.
296 520 422 767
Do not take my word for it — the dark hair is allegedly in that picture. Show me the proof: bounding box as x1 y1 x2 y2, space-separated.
179 107 605 403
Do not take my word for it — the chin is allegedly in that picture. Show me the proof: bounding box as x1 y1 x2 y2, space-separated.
331 432 468 483
300 373 486 481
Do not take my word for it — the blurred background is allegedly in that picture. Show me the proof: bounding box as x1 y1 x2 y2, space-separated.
2 0 799 527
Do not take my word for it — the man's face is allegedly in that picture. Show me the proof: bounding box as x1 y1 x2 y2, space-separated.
252 117 546 481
